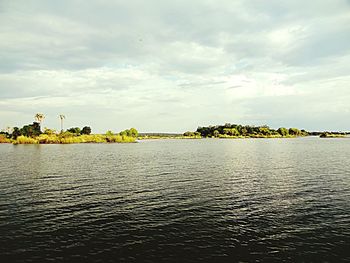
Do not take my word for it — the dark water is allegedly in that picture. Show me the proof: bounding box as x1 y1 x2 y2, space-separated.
0 138 349 262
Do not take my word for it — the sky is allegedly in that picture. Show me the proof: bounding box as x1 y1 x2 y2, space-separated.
0 0 350 133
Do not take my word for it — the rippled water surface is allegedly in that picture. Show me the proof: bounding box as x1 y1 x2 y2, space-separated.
0 138 349 262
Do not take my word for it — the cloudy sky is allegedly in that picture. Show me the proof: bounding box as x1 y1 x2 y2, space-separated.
1 0 349 133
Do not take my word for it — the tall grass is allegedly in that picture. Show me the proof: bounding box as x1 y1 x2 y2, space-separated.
12 134 136 144
0 134 11 143
106 135 136 143
14 135 38 144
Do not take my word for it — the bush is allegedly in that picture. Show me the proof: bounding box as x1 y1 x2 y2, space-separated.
0 134 11 143
277 127 289 136
37 134 60 144
43 128 56 135
14 136 38 144
119 128 139 138
81 126 92 135
67 127 81 134
289 128 302 136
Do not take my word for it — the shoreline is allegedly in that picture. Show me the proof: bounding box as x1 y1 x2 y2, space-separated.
2 135 346 145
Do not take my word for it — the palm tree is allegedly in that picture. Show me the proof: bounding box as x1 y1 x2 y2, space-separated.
34 113 45 131
59 114 65 132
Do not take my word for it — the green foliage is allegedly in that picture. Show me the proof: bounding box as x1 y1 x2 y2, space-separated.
223 128 240 136
105 130 114 136
67 127 81 134
37 134 60 144
119 128 139 138
20 122 41 137
183 131 201 137
43 128 56 135
289 128 301 136
106 134 135 143
80 126 92 135
195 124 308 138
12 127 21 139
277 127 289 136
7 115 137 144
320 132 345 138
59 131 75 138
128 128 138 137
14 135 38 144
258 126 271 135
12 133 136 144
213 130 220 137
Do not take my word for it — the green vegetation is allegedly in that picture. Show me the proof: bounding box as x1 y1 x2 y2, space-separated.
2 114 348 144
183 131 202 138
138 133 200 140
320 132 346 138
184 123 309 138
0 113 138 144
0 134 11 143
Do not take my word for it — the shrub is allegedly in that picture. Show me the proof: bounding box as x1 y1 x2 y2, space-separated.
0 134 11 143
277 127 289 136
37 134 60 144
67 127 81 134
81 126 92 135
14 136 38 144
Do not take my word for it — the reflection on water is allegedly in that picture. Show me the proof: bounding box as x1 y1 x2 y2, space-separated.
0 138 349 262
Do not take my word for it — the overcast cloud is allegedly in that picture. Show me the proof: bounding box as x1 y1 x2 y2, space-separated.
1 0 349 132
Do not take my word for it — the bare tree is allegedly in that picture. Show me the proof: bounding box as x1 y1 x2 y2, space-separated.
59 114 66 132
34 113 45 131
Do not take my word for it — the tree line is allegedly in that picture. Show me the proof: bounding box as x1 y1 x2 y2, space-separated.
0 113 138 144
183 123 308 138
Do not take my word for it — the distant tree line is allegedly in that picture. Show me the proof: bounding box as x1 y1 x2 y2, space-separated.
0 113 139 144
0 123 93 140
183 123 309 138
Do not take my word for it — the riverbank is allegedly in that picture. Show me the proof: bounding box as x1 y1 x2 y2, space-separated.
0 134 136 144
320 133 348 138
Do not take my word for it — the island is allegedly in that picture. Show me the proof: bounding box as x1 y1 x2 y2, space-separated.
1 115 349 144
182 123 308 138
0 114 138 144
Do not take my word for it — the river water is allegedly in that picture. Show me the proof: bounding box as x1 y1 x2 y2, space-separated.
0 138 349 262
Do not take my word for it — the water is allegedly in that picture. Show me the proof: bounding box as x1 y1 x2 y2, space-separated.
0 138 349 262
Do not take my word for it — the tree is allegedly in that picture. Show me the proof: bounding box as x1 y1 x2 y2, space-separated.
59 114 65 132
20 122 41 137
67 127 81 134
119 128 139 137
223 128 239 136
119 130 127 136
81 126 92 135
259 127 271 135
213 130 220 137
44 128 56 135
34 113 45 131
183 131 194 136
105 130 114 136
277 127 289 136
289 128 301 136
128 128 138 137
12 127 21 139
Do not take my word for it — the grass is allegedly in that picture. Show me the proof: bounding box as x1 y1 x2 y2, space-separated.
10 134 137 144
320 133 346 138
14 135 38 144
0 134 12 143
138 135 202 140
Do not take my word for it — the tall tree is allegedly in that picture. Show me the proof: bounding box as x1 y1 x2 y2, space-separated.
34 113 45 131
59 114 66 132
81 126 91 135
